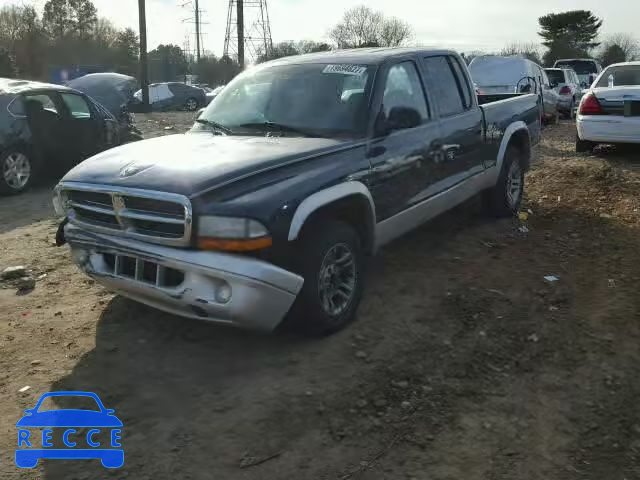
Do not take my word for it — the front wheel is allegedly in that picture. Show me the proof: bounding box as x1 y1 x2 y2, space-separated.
483 144 524 217
0 148 33 195
287 220 364 336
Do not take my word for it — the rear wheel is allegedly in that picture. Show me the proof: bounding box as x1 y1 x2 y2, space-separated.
483 143 524 217
185 97 199 111
287 220 364 336
575 134 595 153
0 148 33 195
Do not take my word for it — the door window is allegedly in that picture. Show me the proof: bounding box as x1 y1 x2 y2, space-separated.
23 94 59 115
60 93 91 119
422 56 467 117
381 62 429 124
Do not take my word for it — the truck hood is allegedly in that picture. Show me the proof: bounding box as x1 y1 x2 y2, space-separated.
62 132 346 196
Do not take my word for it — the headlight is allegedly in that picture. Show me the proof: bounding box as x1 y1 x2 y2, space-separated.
52 187 66 217
197 216 272 252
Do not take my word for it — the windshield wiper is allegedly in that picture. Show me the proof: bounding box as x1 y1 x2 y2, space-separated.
195 118 233 135
235 121 326 138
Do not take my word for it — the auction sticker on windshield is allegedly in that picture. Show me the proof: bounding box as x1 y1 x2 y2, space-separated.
15 391 124 469
322 64 367 76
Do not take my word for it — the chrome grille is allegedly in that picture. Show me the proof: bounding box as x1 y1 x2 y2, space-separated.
58 183 193 247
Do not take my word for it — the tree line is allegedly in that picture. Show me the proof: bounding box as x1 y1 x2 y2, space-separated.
0 2 638 87
0 0 243 86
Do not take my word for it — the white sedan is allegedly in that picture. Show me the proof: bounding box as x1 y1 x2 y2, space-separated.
576 61 640 152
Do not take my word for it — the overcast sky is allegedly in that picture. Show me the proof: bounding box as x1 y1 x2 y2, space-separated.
12 0 640 57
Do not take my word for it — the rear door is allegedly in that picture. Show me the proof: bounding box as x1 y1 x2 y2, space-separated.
366 60 441 221
420 54 485 186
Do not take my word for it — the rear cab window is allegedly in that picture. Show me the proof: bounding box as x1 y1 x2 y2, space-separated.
421 55 469 117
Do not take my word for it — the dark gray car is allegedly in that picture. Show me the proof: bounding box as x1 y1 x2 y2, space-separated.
133 82 206 111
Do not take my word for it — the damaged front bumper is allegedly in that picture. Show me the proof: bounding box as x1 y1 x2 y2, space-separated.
64 224 304 331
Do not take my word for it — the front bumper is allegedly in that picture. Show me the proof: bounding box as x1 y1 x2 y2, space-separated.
577 115 640 144
65 224 304 331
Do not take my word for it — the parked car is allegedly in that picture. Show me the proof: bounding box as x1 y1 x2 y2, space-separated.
553 58 602 89
576 61 640 152
544 68 582 119
133 82 206 111
0 78 124 195
205 85 225 105
66 73 143 143
469 55 560 124
53 48 540 335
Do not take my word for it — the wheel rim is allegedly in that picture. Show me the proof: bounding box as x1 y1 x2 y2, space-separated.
186 99 197 110
506 160 523 208
3 152 31 189
317 243 357 317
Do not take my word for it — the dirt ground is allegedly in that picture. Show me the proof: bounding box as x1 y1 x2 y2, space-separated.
1 115 639 480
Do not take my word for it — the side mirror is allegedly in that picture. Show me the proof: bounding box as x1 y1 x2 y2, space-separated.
377 106 421 136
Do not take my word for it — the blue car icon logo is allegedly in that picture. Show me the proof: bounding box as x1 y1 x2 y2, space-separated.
16 391 123 468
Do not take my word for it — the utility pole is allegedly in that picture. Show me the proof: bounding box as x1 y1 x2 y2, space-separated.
237 0 244 69
138 0 149 110
195 0 201 62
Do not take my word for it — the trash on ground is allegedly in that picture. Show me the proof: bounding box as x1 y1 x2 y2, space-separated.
544 275 559 283
2 266 26 280
18 386 30 393
518 225 530 233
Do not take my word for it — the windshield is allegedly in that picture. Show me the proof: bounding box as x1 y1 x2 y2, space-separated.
545 70 565 85
555 60 597 75
596 65 640 87
197 63 375 137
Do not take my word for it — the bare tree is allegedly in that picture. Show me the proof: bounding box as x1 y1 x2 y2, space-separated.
599 33 640 62
380 17 413 48
329 5 412 49
501 42 543 65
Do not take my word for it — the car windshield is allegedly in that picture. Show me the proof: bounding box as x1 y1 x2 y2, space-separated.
37 395 101 412
197 63 376 138
545 70 565 85
555 60 597 75
596 65 640 87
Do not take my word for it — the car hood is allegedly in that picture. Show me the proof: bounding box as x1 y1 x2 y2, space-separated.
62 132 348 196
16 410 123 428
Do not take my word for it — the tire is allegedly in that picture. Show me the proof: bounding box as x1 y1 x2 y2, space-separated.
483 143 525 217
568 99 575 120
0 148 34 195
575 134 595 153
185 97 199 111
287 219 364 336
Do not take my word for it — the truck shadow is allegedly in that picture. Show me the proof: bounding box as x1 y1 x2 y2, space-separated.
42 196 640 479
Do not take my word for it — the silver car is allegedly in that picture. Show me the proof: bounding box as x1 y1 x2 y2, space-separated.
545 68 582 119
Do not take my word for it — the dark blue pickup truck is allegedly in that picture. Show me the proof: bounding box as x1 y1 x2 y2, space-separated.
53 48 540 335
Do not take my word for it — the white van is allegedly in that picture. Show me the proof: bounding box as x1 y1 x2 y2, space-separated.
469 55 560 123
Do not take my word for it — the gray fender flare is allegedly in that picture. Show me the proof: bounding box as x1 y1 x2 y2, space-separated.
287 181 376 243
495 121 530 172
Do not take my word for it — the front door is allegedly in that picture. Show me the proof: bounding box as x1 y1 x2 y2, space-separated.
366 60 442 222
58 91 104 163
420 55 485 188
